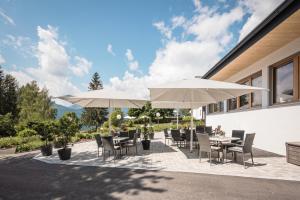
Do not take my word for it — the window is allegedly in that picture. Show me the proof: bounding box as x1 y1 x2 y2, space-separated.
239 80 251 109
252 75 262 107
273 62 294 103
228 98 237 111
235 71 262 110
271 53 300 105
207 102 224 114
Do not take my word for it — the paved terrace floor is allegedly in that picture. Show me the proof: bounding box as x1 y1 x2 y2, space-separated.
35 132 300 181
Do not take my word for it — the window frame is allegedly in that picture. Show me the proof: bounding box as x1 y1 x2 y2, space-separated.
233 71 262 110
270 52 300 106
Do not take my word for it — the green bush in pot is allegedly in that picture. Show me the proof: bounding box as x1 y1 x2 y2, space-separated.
57 112 80 160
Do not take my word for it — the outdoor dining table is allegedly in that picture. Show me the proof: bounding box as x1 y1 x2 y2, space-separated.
209 136 240 163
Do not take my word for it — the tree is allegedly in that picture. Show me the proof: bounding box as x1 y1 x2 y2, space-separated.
18 81 56 123
3 74 19 119
0 66 4 115
128 102 174 121
58 112 80 148
110 108 123 127
81 72 108 131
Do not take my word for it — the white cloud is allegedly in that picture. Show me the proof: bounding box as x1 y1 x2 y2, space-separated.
0 54 5 65
2 34 34 57
70 56 92 77
125 49 139 71
107 43 116 56
0 8 15 26
108 2 245 98
153 21 172 40
239 0 284 41
6 25 92 97
171 16 186 29
125 49 134 61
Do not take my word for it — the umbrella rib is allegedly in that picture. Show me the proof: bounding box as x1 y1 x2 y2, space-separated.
202 89 218 103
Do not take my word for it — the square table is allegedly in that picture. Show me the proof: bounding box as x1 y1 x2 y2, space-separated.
209 136 240 163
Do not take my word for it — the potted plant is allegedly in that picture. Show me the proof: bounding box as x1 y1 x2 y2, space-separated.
39 121 56 156
140 116 151 150
57 112 80 160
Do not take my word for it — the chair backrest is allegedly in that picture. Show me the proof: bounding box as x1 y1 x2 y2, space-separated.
132 132 138 145
119 131 129 138
243 133 255 153
94 134 102 147
232 130 245 143
196 125 205 133
101 136 114 151
205 126 213 136
136 129 141 138
164 128 169 137
128 130 136 140
171 129 180 140
196 133 211 152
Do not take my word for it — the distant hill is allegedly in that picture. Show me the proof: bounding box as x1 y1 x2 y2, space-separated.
53 103 83 119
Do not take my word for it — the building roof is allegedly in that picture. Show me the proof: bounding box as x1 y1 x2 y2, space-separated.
203 0 300 79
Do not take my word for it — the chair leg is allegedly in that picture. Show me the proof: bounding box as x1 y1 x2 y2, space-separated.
209 151 212 166
199 149 201 163
103 150 105 161
97 147 99 157
251 152 254 165
242 152 245 169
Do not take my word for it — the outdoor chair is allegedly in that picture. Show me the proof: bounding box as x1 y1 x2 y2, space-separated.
196 133 221 164
171 129 184 147
222 130 245 161
124 132 138 155
119 131 129 138
101 136 121 161
228 133 255 168
164 128 172 145
205 126 213 136
185 129 197 149
128 130 136 140
94 134 103 157
196 125 205 133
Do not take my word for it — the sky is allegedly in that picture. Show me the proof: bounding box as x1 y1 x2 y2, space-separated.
0 0 284 105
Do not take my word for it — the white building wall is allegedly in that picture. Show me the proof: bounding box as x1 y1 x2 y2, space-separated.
206 37 300 155
206 105 300 155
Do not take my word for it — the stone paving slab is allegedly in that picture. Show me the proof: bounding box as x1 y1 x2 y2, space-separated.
34 132 300 181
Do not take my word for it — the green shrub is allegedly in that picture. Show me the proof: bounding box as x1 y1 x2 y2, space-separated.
0 113 16 137
0 137 22 148
75 132 94 140
17 128 37 138
15 140 43 153
58 112 80 148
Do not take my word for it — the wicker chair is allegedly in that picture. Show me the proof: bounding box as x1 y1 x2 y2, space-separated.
228 133 255 168
171 129 184 147
196 133 221 164
124 132 138 155
94 134 103 157
101 136 121 161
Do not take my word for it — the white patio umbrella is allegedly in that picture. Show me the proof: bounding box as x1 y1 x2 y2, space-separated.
149 78 267 152
58 89 148 134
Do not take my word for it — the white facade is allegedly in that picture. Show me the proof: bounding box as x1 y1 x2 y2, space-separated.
206 37 300 155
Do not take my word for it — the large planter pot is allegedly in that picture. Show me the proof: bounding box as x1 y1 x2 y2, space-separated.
41 144 53 156
58 148 72 160
141 140 151 150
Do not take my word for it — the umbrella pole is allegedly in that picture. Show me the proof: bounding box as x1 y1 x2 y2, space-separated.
190 108 193 153
176 108 179 129
109 100 111 135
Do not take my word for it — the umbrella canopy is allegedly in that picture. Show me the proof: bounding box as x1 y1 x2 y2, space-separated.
150 78 266 103
58 89 148 134
149 78 268 152
59 89 147 108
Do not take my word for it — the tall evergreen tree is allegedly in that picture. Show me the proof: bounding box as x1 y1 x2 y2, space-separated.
0 66 19 120
81 72 108 131
0 66 5 115
3 74 19 119
18 81 56 123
